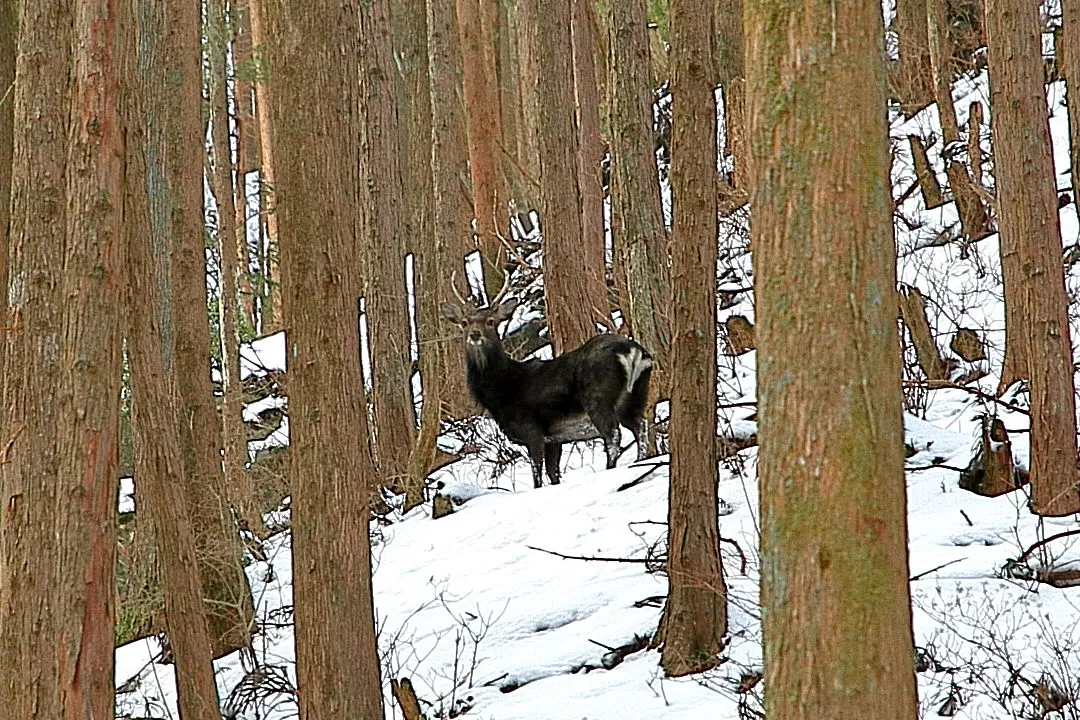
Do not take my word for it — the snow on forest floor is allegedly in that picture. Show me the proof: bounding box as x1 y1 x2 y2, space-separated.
115 67 1080 720
114 394 1080 720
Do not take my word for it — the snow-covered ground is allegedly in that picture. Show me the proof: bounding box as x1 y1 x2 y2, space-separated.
116 67 1080 720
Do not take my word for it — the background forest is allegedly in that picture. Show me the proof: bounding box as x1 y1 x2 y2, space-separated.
1 0 1079 718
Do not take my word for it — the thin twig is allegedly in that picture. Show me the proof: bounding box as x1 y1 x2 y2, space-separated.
526 545 652 563
910 557 966 581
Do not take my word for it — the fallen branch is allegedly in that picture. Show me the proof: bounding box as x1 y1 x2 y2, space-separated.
1016 528 1080 566
910 557 966 581
526 545 652 564
902 379 1028 415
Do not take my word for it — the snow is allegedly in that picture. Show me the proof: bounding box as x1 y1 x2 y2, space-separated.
115 63 1080 720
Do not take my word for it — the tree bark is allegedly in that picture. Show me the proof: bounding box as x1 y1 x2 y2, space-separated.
510 0 542 214
746 0 919 716
654 0 727 678
259 0 385 715
398 0 438 511
247 0 281 333
572 0 608 321
927 0 990 245
608 0 672 427
0 0 13 379
427 0 477 419
535 0 607 353
360 0 417 489
984 0 1080 516
893 0 934 115
208 0 267 549
458 0 508 296
230 0 258 329
1064 0 1080 220
1 1 124 716
122 6 223 712
127 0 254 660
0 3 69 710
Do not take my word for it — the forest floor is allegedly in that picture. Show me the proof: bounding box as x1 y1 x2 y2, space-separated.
115 71 1080 719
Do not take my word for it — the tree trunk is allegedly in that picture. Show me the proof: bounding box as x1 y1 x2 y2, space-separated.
1 1 124 716
609 0 672 427
746 0 920 716
208 0 267 548
247 0 281 333
126 243 223 720
427 0 477 419
458 0 508 296
535 0 607 353
572 0 608 321
259 0 385 714
122 9 222 713
510 0 542 217
893 0 934 114
653 0 727 679
360 0 416 490
0 2 69 709
397 0 438 512
127 0 254 660
927 0 990 246
0 0 13 380
230 0 258 329
984 0 1080 516
1064 0 1080 220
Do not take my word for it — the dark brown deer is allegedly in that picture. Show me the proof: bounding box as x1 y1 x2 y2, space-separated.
441 274 653 488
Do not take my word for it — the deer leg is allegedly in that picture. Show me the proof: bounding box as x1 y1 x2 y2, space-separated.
518 430 546 489
587 408 622 470
544 442 562 485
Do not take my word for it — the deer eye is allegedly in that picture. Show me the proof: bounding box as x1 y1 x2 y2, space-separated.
485 318 496 327
459 320 469 328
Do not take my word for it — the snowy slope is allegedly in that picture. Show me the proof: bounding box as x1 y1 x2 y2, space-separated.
115 65 1080 720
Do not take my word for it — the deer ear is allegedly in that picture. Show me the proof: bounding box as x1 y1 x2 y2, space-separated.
440 302 465 323
494 297 519 322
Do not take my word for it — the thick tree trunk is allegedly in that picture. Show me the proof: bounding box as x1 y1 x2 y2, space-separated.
208 0 267 552
247 0 281 334
746 0 920 717
458 0 508 296
572 0 608 319
0 2 69 708
398 0 438 511
123 7 222 711
510 0 542 214
1064 0 1080 220
230 0 258 329
609 0 672 429
427 0 477 419
55 3 125 715
360 0 416 489
653 0 727 678
1 1 124 716
893 0 934 114
127 0 254 660
126 242 222 720
535 0 607 353
927 0 990 245
260 0 385 715
984 0 1080 516
0 0 12 378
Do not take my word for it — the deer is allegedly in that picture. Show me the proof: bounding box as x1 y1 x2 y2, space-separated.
441 273 654 488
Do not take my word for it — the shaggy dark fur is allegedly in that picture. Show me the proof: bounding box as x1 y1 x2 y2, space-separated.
442 298 653 488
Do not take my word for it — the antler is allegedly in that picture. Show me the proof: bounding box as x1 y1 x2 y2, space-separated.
488 268 512 308
449 270 469 307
